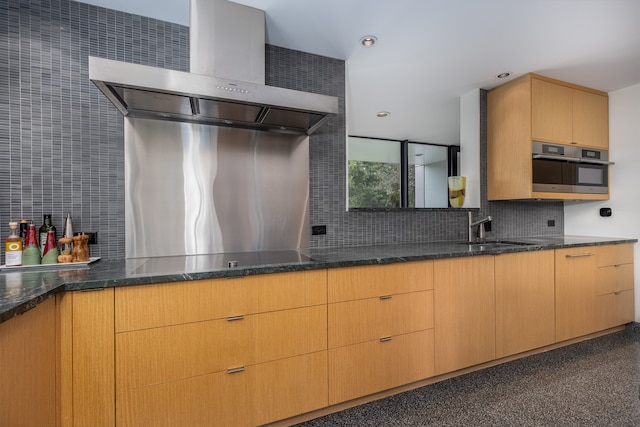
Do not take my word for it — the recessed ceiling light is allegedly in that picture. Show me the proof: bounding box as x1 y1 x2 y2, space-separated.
376 111 390 118
360 35 378 47
496 71 512 79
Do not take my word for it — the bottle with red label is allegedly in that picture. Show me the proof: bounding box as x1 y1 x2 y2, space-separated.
41 229 59 264
22 222 41 266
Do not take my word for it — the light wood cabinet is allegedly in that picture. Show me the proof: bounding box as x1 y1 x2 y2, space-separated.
434 255 495 375
488 73 609 201
31 243 632 426
556 244 635 342
0 297 56 427
59 289 116 427
531 78 574 144
327 261 434 404
114 270 328 427
531 78 609 149
328 330 434 404
595 244 635 330
571 87 609 149
327 260 432 302
117 365 254 427
495 250 555 358
115 269 326 332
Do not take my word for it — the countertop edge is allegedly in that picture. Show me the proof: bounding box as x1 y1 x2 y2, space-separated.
1 237 637 324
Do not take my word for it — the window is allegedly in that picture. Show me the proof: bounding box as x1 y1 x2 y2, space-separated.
348 136 458 209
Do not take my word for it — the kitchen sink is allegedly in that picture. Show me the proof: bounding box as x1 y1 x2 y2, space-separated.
461 241 534 251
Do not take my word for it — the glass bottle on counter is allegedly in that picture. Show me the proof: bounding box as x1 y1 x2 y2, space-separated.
22 222 41 266
41 229 58 264
39 214 56 256
19 218 28 246
5 222 23 266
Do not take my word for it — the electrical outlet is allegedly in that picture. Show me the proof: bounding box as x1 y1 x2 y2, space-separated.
311 225 327 235
547 220 555 227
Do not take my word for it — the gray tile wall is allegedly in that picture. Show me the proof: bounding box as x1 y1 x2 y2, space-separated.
0 0 189 259
1 1 562 260
267 46 564 247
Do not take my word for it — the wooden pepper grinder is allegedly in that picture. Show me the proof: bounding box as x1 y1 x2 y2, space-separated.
72 233 90 262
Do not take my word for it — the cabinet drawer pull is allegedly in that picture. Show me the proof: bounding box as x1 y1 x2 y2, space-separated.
227 366 245 374
614 291 622 295
565 253 595 258
380 336 393 343
226 315 245 321
379 295 392 300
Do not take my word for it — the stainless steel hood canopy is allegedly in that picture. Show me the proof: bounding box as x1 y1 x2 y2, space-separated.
88 0 338 135
89 58 338 135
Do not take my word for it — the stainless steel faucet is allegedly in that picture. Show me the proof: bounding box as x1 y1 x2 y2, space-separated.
468 212 492 243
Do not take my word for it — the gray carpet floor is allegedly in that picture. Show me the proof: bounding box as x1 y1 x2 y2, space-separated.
296 326 640 426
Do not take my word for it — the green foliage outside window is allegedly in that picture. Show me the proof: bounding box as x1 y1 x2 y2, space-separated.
348 160 400 208
348 160 417 209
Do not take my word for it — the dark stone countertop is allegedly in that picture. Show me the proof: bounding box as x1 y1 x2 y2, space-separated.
0 235 636 324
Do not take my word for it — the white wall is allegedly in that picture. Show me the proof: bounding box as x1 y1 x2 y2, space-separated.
460 89 481 208
564 82 640 322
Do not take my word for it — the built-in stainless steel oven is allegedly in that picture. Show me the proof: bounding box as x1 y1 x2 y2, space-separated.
532 141 612 194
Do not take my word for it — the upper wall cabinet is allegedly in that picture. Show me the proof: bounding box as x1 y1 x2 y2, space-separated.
487 73 609 201
531 78 609 149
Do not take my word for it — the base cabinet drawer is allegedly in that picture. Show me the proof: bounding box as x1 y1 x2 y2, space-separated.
117 366 254 427
116 305 327 391
557 244 635 341
254 351 328 426
328 290 433 348
598 289 635 330
328 261 433 302
116 351 327 427
328 329 434 405
596 263 634 295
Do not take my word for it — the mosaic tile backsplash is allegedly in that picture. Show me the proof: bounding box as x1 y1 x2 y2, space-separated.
1 0 562 260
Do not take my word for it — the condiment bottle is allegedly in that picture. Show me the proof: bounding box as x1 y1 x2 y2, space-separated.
41 229 59 264
5 222 23 266
22 222 41 266
72 233 90 262
39 214 56 256
19 219 28 246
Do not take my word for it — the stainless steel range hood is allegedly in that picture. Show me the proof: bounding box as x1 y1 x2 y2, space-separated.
89 0 338 135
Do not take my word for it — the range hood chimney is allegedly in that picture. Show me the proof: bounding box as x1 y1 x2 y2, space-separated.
89 0 338 135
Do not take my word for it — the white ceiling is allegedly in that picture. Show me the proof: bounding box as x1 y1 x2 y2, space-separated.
77 0 640 145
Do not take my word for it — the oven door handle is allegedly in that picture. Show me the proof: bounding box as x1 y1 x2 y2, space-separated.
577 159 615 166
532 154 581 162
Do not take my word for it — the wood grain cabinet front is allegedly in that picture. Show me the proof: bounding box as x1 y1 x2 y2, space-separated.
488 73 609 201
327 261 435 405
556 244 635 342
531 78 609 149
434 255 495 375
0 297 56 427
495 250 556 358
113 269 328 427
595 244 635 330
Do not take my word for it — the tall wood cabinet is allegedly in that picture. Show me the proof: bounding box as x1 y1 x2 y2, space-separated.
434 255 495 374
327 261 434 404
494 250 556 358
488 73 609 201
0 297 56 427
